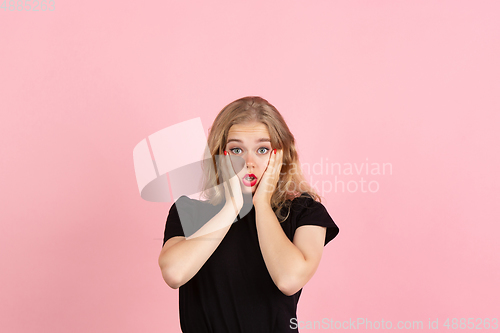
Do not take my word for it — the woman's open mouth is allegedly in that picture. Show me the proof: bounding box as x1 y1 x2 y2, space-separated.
242 173 258 187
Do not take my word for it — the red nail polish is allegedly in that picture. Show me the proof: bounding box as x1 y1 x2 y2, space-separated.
273 149 276 154
224 151 227 156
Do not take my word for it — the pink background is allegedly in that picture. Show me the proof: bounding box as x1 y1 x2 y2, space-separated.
1 0 499 332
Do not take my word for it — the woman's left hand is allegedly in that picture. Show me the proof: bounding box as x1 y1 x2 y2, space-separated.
253 148 283 207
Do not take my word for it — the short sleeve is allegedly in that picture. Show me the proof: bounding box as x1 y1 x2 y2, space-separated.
162 195 220 247
162 196 190 247
295 196 340 246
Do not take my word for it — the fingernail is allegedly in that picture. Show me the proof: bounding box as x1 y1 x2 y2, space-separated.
224 151 228 156
274 149 277 154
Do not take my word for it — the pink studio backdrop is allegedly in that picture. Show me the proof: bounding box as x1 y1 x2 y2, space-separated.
1 1 499 332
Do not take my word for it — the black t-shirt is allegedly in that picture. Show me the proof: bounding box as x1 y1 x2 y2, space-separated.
162 193 340 333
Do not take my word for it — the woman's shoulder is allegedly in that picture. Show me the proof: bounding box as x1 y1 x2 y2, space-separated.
278 192 325 217
172 195 220 214
289 192 320 207
174 195 213 205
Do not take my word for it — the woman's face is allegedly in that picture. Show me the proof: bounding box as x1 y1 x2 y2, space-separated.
225 122 273 194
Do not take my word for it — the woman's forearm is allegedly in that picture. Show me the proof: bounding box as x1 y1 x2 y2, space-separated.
158 204 239 289
254 202 307 296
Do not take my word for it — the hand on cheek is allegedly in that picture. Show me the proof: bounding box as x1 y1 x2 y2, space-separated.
253 149 283 206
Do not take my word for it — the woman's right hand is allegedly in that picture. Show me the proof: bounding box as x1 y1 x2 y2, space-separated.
219 151 244 213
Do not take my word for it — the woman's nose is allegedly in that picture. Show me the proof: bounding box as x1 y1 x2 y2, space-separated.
245 154 256 168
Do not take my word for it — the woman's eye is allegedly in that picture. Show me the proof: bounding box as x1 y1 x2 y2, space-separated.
230 148 242 154
258 147 270 154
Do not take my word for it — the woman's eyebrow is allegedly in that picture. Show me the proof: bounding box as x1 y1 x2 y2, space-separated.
227 138 271 143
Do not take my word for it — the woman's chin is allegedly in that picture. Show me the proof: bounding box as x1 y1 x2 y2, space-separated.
242 186 253 194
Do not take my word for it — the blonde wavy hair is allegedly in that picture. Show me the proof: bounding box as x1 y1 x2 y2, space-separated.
200 96 321 222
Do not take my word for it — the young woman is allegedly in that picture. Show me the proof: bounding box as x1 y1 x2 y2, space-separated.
158 96 340 333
